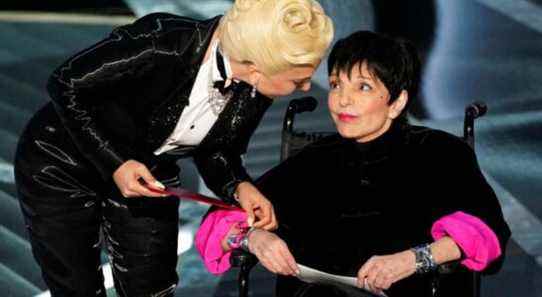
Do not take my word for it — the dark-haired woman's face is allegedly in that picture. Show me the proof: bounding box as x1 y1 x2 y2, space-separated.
328 62 406 142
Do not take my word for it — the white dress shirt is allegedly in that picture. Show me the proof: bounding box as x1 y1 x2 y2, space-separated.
154 41 232 155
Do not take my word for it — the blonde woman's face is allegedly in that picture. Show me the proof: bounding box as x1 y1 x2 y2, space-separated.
256 65 317 97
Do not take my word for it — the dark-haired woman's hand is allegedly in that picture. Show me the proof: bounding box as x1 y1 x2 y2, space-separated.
113 160 167 198
356 251 416 294
247 229 299 276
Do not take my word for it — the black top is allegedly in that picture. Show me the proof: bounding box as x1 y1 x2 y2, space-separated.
255 122 511 296
42 13 272 201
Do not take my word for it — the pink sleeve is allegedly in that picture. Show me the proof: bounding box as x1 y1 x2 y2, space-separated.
195 209 247 275
431 211 501 271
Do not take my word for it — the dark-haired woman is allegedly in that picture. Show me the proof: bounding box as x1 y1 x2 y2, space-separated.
196 31 511 297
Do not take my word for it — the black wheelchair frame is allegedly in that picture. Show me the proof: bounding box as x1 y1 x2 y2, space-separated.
231 96 488 297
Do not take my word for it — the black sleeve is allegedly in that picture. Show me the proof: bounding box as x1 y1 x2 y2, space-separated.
423 132 511 272
194 150 253 204
199 152 307 229
46 13 168 180
193 86 272 202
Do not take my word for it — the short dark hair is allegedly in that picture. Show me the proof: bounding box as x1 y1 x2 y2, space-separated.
327 31 421 119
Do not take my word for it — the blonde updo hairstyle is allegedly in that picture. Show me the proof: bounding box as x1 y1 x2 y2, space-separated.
218 0 334 76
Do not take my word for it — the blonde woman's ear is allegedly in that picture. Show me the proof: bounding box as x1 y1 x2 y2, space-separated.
389 90 408 119
247 64 262 86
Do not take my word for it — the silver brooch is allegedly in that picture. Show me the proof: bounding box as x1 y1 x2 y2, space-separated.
208 86 232 116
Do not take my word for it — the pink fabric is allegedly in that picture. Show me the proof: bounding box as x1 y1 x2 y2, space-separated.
431 211 501 271
195 209 247 275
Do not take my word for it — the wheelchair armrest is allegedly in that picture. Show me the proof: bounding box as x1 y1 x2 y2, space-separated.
230 248 259 269
435 261 480 297
283 96 318 133
463 101 488 149
438 260 461 274
231 249 259 297
281 131 335 161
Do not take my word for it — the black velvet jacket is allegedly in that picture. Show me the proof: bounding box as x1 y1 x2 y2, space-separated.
45 13 272 201
255 123 511 297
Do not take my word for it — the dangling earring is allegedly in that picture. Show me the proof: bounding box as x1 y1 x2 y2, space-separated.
250 78 260 98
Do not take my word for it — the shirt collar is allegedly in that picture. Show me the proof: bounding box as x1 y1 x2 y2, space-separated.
210 41 232 85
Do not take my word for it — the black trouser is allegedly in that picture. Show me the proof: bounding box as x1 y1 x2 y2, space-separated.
14 104 181 297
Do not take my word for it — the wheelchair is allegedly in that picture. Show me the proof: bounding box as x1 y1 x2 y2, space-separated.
231 96 488 297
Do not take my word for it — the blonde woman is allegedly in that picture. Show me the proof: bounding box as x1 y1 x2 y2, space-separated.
14 1 333 296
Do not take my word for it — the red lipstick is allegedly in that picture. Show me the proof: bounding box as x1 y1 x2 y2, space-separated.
338 113 358 122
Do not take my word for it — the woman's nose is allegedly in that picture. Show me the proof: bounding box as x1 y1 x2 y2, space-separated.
338 90 351 107
300 81 311 92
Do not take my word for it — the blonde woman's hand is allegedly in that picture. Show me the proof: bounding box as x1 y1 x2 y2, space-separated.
113 160 166 198
356 250 416 294
235 181 278 230
247 228 299 276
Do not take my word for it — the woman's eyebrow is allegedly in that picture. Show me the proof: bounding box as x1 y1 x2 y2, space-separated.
357 75 373 80
294 76 312 82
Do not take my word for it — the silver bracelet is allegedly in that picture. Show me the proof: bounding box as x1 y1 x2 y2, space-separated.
411 244 438 274
239 227 257 252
